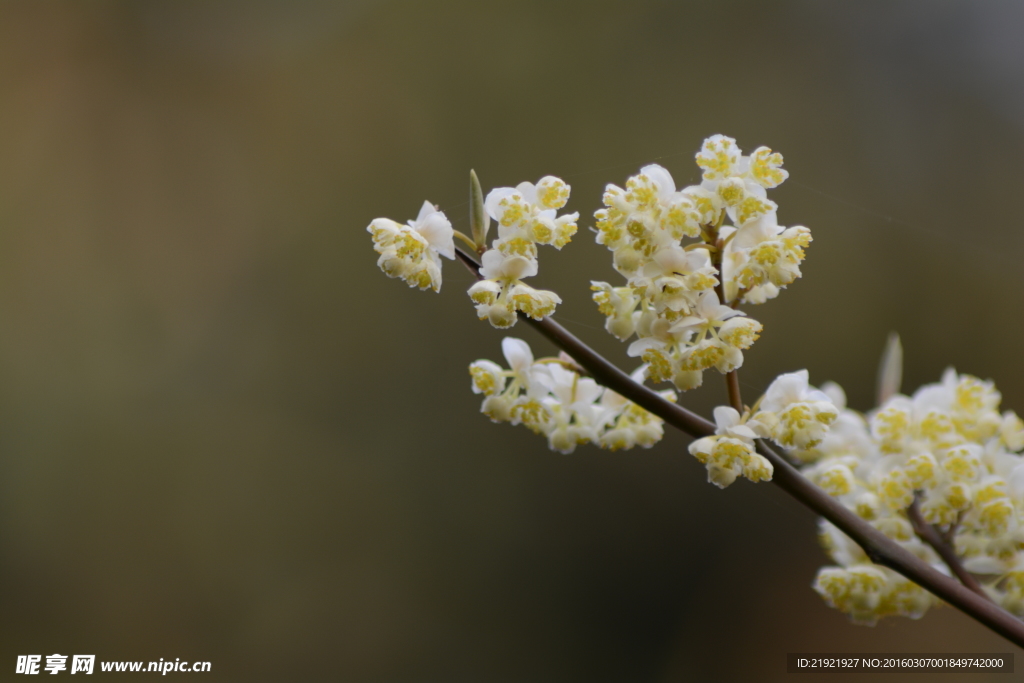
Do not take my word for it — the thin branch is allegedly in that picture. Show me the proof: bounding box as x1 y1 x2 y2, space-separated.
942 511 966 546
725 370 743 413
453 246 1024 647
907 495 990 601
711 232 744 414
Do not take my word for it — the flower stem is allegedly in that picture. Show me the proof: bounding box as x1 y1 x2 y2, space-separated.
711 232 744 414
453 229 478 252
725 370 743 413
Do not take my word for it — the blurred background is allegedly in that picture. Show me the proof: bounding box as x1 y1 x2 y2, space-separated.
1 1 1023 680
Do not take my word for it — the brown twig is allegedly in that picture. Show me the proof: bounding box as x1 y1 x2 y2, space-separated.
453 246 1024 647
725 370 743 414
710 232 745 414
907 494 990 600
942 511 966 546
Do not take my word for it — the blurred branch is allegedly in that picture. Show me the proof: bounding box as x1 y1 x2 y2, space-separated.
907 494 989 600
454 246 1024 648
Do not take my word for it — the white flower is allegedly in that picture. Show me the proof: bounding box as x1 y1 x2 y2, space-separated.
694 134 742 182
637 246 717 313
761 370 831 413
468 250 560 328
695 135 784 227
757 370 838 449
485 177 579 251
468 343 668 454
590 136 803 398
669 290 744 339
813 563 934 625
591 282 641 340
793 353 1024 625
670 291 762 374
595 164 702 266
367 201 455 292
722 211 811 304
595 367 672 451
787 385 875 466
747 146 790 188
468 176 578 329
500 338 546 392
688 406 773 488
1000 411 1024 451
468 360 505 396
622 291 761 391
479 249 538 281
543 364 604 454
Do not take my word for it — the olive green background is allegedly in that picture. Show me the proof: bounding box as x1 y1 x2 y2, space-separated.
1 1 1022 681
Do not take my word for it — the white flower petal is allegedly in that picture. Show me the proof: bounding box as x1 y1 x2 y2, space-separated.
415 209 455 259
515 181 539 206
484 187 520 222
415 200 437 223
713 406 742 431
627 337 663 358
639 164 676 200
502 337 534 373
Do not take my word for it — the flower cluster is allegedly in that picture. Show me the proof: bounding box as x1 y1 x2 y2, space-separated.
367 201 455 292
591 135 811 391
366 176 577 329
469 338 672 453
688 370 838 488
468 178 579 328
795 368 1024 623
813 558 934 625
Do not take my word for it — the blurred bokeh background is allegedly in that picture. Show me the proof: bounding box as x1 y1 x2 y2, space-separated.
1 1 1023 680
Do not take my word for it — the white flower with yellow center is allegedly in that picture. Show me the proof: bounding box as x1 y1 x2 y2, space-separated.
367 201 455 292
668 291 762 372
470 338 554 428
636 245 718 314
720 210 812 304
624 291 762 391
791 350 1024 625
543 363 604 454
485 176 579 252
467 249 561 328
813 563 934 625
626 316 697 389
695 135 788 228
756 370 838 450
688 406 773 488
594 164 702 275
590 282 641 341
595 367 673 451
469 343 669 454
